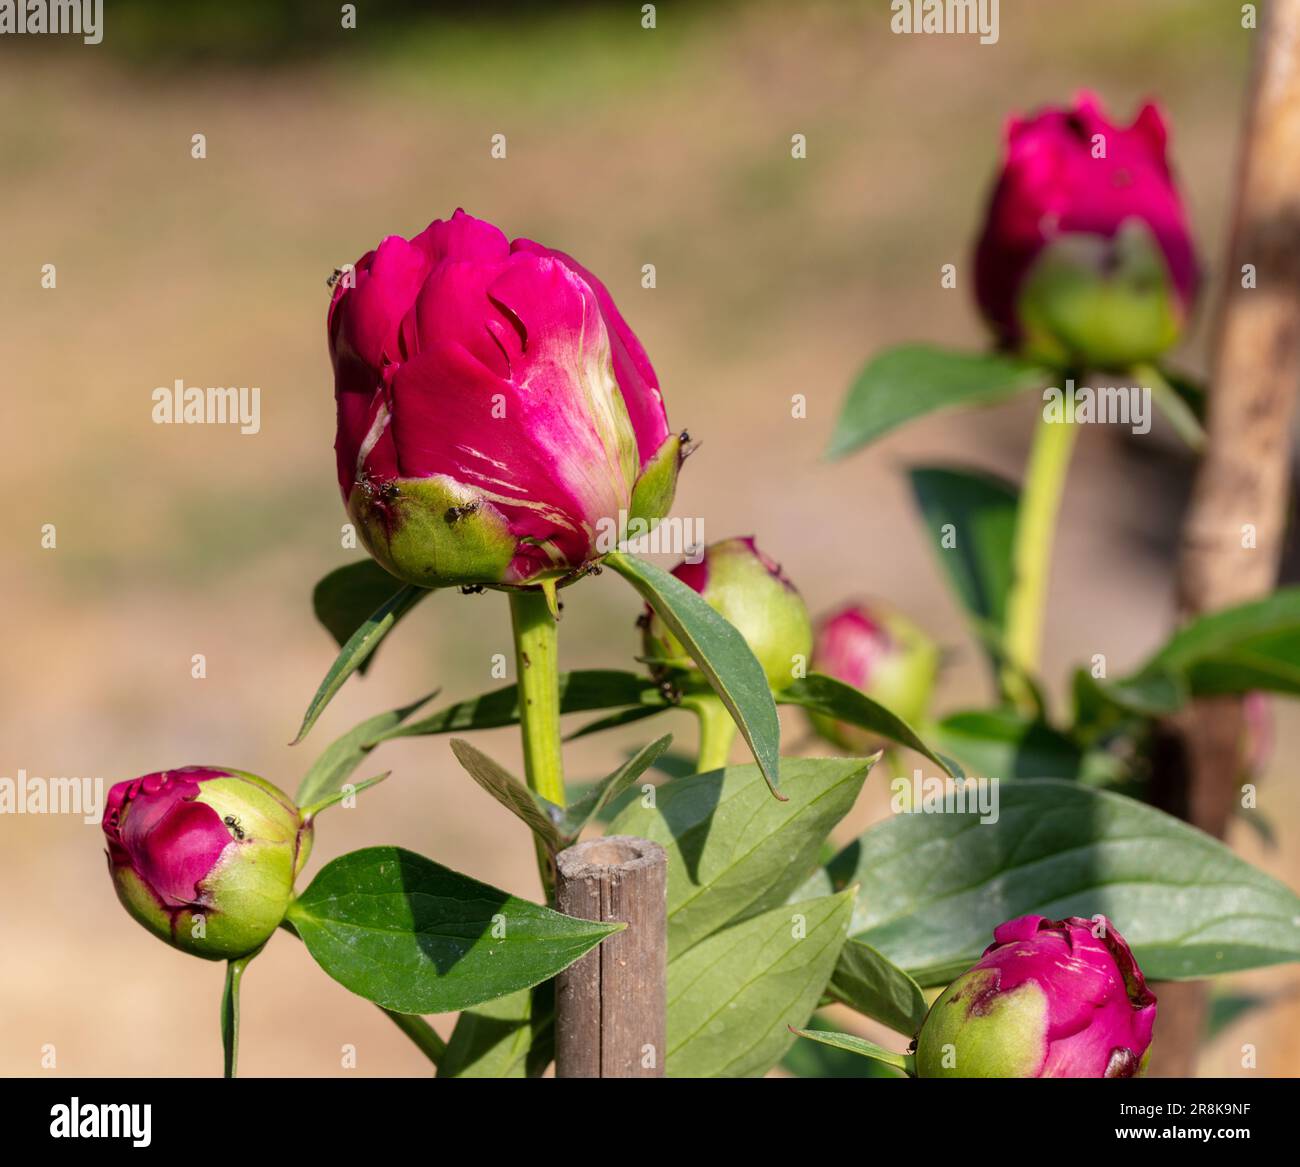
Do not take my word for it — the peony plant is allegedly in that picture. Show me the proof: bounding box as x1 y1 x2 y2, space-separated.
100 196 1300 1080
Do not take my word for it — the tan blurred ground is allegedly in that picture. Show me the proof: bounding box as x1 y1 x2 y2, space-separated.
2 0 1297 1076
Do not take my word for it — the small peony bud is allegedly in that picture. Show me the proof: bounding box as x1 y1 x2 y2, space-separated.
809 602 938 747
102 767 311 961
974 92 1198 369
330 209 680 590
641 536 812 692
915 915 1157 1078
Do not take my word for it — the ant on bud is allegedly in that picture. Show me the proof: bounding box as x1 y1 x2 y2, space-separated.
223 815 245 841
445 502 480 524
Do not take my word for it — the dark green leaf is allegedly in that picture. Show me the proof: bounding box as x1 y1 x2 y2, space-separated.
313 560 421 674
287 847 619 1013
825 937 928 1035
826 780 1300 984
447 740 562 852
827 345 1050 458
610 757 873 954
908 465 1019 667
365 670 667 746
932 708 1115 782
294 583 429 743
787 1026 913 1074
605 552 782 795
295 690 438 811
1106 588 1300 714
778 674 963 779
667 892 853 1077
563 704 670 741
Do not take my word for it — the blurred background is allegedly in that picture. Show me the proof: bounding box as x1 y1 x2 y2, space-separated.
2 0 1298 1076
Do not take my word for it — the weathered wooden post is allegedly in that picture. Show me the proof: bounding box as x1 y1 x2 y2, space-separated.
1150 0 1300 1076
554 835 667 1078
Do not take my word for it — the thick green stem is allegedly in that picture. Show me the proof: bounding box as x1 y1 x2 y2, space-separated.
688 693 738 772
509 589 566 898
383 1009 447 1068
221 955 252 1079
1002 410 1078 711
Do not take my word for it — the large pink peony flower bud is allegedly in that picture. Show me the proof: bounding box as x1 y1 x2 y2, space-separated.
641 536 812 692
329 209 681 590
916 915 1157 1078
809 602 938 747
975 92 1198 368
103 768 311 960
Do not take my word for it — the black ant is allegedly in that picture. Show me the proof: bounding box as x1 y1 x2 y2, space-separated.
445 502 480 523
224 815 245 841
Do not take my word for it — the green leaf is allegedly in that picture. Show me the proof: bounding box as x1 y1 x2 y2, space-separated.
825 937 928 1035
827 345 1050 459
313 560 422 674
1106 588 1300 714
610 757 873 955
563 704 670 741
287 847 620 1013
908 465 1019 668
667 892 853 1077
300 772 389 819
931 707 1124 783
295 690 438 811
787 1026 913 1074
558 735 673 842
294 583 430 744
364 670 667 746
777 674 963 779
781 1013 906 1078
437 987 551 1079
825 780 1300 984
605 552 782 795
447 740 563 852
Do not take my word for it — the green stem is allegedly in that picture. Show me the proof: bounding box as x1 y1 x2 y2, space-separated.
221 955 252 1079
382 1009 447 1068
687 693 737 772
1002 408 1078 712
1138 362 1206 453
509 589 566 898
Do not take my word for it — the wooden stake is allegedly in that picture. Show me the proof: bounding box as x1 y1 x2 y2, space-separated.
554 836 667 1078
1152 0 1300 1076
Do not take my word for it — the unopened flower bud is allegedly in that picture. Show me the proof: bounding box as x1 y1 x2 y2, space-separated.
915 915 1157 1078
102 768 311 961
810 602 938 747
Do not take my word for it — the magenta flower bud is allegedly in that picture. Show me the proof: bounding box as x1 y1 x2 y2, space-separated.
975 92 1198 369
641 536 812 692
809 602 938 747
329 209 681 590
103 768 311 961
916 915 1157 1078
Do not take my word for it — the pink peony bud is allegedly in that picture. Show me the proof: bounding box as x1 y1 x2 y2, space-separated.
975 92 1198 368
329 209 681 590
641 536 812 692
103 768 311 961
916 915 1157 1078
809 602 938 747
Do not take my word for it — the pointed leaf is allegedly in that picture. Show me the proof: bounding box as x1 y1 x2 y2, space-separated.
787 1026 913 1074
778 674 962 779
827 345 1050 458
605 551 781 795
294 583 429 743
559 735 673 841
825 937 928 1035
313 560 421 674
447 740 562 852
287 847 620 1013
